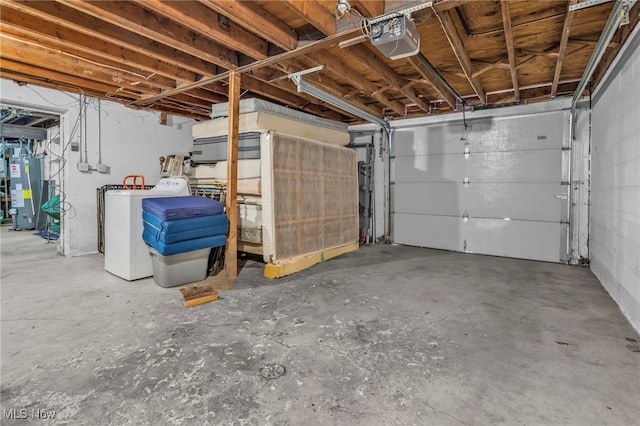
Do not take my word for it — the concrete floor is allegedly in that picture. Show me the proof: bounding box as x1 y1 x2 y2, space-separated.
1 226 639 425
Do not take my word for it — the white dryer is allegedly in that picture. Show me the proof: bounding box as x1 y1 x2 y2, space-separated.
104 177 190 280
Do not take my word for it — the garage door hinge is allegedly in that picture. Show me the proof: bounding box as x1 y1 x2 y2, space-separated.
464 147 470 159
463 177 470 188
462 211 470 222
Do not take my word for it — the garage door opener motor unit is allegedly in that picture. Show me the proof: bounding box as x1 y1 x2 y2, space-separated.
370 14 420 60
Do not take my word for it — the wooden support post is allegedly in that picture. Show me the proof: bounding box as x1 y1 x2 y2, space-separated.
225 71 240 278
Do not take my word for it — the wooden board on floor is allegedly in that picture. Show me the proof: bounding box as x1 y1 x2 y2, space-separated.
264 241 359 279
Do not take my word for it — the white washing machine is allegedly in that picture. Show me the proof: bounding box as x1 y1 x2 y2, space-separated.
104 177 191 280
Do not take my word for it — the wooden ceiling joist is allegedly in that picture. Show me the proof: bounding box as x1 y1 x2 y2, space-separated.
284 0 431 114
406 56 457 109
131 27 361 106
0 0 626 121
500 0 520 101
0 8 197 84
0 0 219 76
0 36 162 95
551 0 579 98
200 0 298 51
346 45 432 113
0 59 142 98
436 10 487 104
307 50 405 116
135 0 269 61
57 0 238 69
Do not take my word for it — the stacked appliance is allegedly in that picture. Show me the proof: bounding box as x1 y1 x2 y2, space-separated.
104 177 190 281
142 196 228 287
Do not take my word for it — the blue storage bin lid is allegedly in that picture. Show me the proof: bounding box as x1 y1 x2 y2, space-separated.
142 196 224 220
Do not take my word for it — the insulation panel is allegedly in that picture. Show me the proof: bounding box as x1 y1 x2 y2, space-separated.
262 132 358 263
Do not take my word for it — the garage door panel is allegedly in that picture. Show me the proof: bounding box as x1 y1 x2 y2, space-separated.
463 183 565 222
470 114 564 152
393 213 463 251
392 155 465 183
394 182 463 216
394 124 466 157
395 151 561 184
467 151 561 183
463 218 564 263
394 182 564 221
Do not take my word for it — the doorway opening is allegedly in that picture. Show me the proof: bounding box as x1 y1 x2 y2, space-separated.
1 105 62 246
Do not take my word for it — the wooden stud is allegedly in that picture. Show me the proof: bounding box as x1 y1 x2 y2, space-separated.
500 0 520 101
551 0 578 98
225 71 240 279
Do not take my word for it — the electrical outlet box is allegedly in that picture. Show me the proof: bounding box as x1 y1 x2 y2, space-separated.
97 163 110 174
77 162 90 172
70 142 80 152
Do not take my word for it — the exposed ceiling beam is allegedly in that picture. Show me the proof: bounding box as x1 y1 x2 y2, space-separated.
0 26 177 90
406 56 457 108
283 0 431 113
345 45 432 112
0 35 162 95
199 0 298 51
352 0 384 17
134 0 268 60
0 60 138 98
184 88 228 105
435 10 486 104
282 0 336 38
0 7 197 84
307 51 405 115
56 0 239 69
551 0 579 98
131 27 361 106
500 0 519 101
0 0 219 76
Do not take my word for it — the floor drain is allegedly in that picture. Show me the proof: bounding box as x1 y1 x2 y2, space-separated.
260 364 285 379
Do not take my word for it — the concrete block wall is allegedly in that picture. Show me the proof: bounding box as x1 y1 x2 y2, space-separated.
590 26 640 332
1 79 196 255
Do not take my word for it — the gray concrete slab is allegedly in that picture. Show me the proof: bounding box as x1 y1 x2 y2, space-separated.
1 226 639 425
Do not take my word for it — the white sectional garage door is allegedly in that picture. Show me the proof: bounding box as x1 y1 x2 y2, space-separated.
391 111 569 263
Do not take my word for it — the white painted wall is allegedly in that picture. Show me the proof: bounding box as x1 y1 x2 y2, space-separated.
1 79 196 255
590 26 640 332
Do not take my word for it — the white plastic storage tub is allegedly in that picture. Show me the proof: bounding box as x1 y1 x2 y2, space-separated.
148 247 210 288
